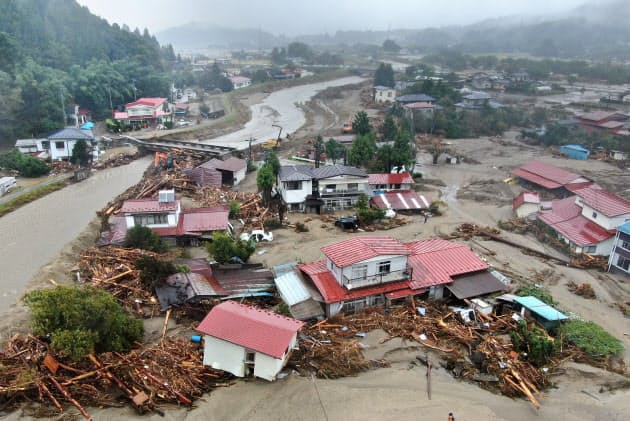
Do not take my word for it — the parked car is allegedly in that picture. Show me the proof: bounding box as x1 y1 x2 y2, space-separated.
240 230 273 242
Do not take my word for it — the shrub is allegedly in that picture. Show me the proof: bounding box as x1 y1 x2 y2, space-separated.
264 219 283 230
23 286 143 360
125 226 167 253
0 150 50 177
516 284 556 306
510 320 558 366
206 232 254 264
559 320 623 357
358 208 386 225
135 255 179 289
229 201 241 218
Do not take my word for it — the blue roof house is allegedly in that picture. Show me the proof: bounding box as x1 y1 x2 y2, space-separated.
513 296 569 330
560 144 590 160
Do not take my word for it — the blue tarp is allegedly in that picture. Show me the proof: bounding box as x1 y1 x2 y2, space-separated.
80 122 95 130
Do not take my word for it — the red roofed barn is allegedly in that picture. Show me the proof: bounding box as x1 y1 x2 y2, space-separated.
196 301 304 381
512 161 589 194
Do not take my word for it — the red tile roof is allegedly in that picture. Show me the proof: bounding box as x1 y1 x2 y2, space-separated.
214 157 246 172
371 190 430 211
513 191 540 210
512 161 583 189
368 173 415 185
538 197 581 225
404 101 435 109
404 239 489 289
298 260 414 303
321 236 411 268
597 121 625 129
196 301 303 359
121 198 179 213
126 97 168 108
578 111 625 123
575 186 630 217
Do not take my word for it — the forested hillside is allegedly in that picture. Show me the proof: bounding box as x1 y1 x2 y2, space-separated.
0 0 175 146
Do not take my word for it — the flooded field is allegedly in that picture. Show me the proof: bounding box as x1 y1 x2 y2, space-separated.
0 158 150 314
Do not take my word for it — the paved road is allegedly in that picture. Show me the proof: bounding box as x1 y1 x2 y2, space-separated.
0 172 73 206
0 158 150 313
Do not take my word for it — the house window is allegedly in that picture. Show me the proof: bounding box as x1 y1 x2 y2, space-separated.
621 240 630 251
387 92 392 97
134 213 169 226
378 261 391 274
41 141 50 150
584 245 597 254
618 256 630 271
325 184 336 192
285 181 302 190
347 183 358 191
55 141 65 149
393 184 401 189
592 211 597 219
351 264 367 280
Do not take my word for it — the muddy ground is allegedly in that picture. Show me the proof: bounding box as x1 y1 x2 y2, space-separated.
7 82 630 420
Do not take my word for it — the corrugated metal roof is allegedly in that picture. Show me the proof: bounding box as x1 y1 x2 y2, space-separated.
313 165 367 180
213 267 275 296
274 270 312 306
126 97 167 108
180 207 229 233
321 236 410 268
512 168 562 189
196 301 304 359
368 173 415 185
214 157 246 172
575 185 630 217
538 197 581 225
370 190 430 211
513 296 568 322
578 111 623 122
396 94 435 103
446 271 508 299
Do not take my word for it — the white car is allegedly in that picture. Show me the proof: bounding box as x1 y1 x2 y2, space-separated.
240 230 273 242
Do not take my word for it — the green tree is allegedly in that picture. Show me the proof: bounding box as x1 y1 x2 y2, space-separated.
266 150 281 177
391 128 416 171
23 286 143 360
287 42 313 59
206 232 254 264
257 163 275 205
352 111 372 136
374 62 395 88
71 139 91 166
0 150 50 177
348 133 377 167
380 115 397 141
135 255 178 290
325 138 344 164
124 225 167 253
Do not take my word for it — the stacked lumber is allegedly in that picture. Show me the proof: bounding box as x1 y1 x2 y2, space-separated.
79 246 161 317
569 254 609 271
291 304 549 409
0 335 232 419
193 186 271 230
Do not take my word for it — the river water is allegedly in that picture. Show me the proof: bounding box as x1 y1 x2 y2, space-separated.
0 77 365 314
201 76 364 148
0 158 150 313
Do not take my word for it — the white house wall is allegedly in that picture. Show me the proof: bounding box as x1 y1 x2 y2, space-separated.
335 254 407 285
281 180 312 204
234 168 247 186
515 203 540 218
253 334 297 381
202 335 246 377
127 105 159 117
579 203 629 230
318 176 368 194
50 140 77 161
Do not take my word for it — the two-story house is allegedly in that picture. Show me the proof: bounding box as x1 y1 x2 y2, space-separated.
297 236 503 317
456 92 504 110
373 86 396 103
118 189 231 246
538 185 630 255
277 165 369 213
368 173 414 192
608 222 630 276
114 97 171 126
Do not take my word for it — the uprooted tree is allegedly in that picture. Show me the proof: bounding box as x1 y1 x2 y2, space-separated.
206 232 255 264
23 286 143 360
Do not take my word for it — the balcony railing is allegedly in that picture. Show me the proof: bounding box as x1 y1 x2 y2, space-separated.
343 268 411 289
320 188 363 197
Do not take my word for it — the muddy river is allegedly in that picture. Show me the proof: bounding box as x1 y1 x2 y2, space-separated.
0 158 150 313
202 76 364 148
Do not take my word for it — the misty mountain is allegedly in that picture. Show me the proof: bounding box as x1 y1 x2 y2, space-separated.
157 0 630 60
156 23 285 51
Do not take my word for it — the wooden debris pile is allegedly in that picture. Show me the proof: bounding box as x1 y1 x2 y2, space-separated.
0 334 233 419
569 254 609 271
291 304 550 408
79 246 161 317
192 187 272 230
91 152 140 170
497 218 531 234
449 223 500 240
567 281 596 299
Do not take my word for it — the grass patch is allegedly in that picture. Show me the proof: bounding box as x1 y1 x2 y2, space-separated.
0 181 67 218
559 320 623 357
516 284 557 305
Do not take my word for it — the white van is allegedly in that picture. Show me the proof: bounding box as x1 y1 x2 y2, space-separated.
0 177 17 196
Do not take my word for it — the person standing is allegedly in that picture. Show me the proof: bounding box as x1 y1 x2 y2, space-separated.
448 413 455 421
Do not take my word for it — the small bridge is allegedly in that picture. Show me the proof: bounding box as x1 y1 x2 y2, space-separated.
120 136 237 158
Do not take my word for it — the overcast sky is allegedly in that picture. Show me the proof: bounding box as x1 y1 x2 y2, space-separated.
76 0 590 36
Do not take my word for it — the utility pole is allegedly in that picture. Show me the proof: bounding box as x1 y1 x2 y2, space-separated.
59 88 66 127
